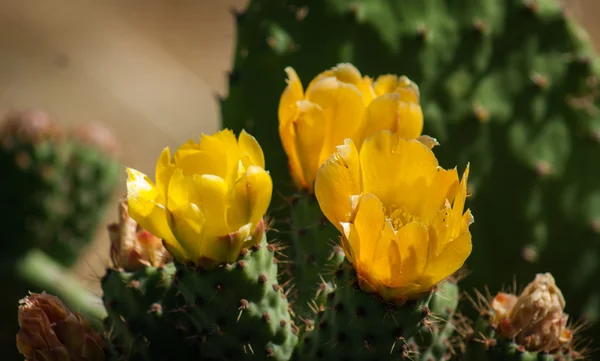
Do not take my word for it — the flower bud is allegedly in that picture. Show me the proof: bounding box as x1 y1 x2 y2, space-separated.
109 199 172 270
16 292 106 361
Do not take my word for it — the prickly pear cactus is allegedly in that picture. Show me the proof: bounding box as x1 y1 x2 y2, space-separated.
220 0 600 341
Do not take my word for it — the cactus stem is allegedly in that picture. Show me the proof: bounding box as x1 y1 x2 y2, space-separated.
14 249 107 326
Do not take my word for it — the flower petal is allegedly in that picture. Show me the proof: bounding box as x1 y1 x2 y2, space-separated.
390 222 429 286
452 164 470 238
166 169 194 211
279 109 307 190
170 203 206 262
238 129 265 169
359 131 438 214
126 168 183 259
278 67 304 129
294 100 326 189
361 93 400 143
307 63 375 105
155 147 175 198
305 76 366 162
418 168 459 221
176 149 228 180
197 129 241 186
419 231 472 290
395 76 420 104
315 139 361 231
173 139 200 163
191 174 230 237
351 193 386 268
227 165 273 232
395 101 423 140
373 74 399 96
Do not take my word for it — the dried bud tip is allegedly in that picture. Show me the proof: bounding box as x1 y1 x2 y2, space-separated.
16 292 106 361
110 200 172 270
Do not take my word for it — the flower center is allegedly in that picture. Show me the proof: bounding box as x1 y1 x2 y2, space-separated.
385 205 416 231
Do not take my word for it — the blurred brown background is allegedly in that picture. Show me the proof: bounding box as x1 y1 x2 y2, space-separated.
0 0 598 294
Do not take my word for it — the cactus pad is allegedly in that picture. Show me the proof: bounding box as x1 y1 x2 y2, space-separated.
174 234 298 361
298 261 433 361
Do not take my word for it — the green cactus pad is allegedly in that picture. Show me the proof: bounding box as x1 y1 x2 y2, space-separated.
174 233 298 361
283 193 345 320
411 280 461 361
297 261 433 361
0 111 71 258
220 0 600 342
102 263 201 361
0 111 120 266
50 124 121 265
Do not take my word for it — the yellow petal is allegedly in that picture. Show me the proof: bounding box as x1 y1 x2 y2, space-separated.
351 193 387 269
359 131 438 213
199 223 252 268
176 149 228 180
307 63 375 105
191 174 230 237
419 231 472 290
173 139 200 163
155 147 175 198
389 222 429 286
373 74 399 96
278 101 308 190
227 165 273 231
126 168 184 260
452 164 470 238
167 170 229 238
340 222 358 264
166 169 194 211
418 168 459 221
198 129 241 186
293 100 326 189
238 129 265 169
315 139 362 231
361 93 399 143
395 101 423 139
395 76 420 104
278 67 304 129
170 203 206 262
305 77 366 168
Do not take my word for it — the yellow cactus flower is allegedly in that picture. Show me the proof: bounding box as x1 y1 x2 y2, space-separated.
278 63 375 192
126 129 273 269
361 75 424 142
278 64 427 193
315 130 473 302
